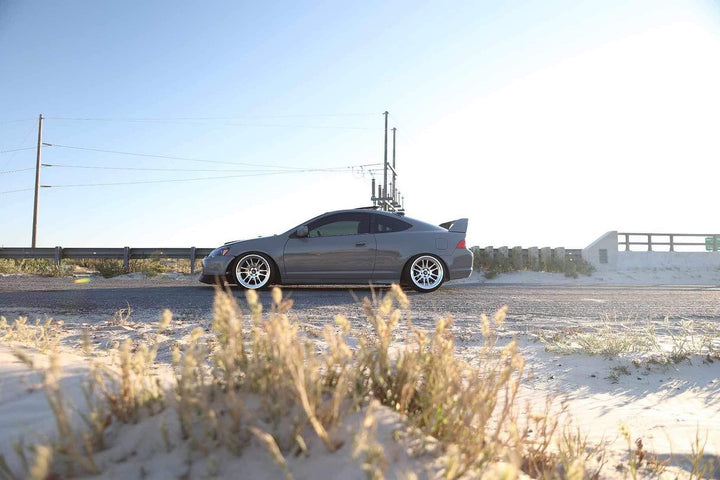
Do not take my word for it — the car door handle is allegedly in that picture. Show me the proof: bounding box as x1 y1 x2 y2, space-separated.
355 242 367 247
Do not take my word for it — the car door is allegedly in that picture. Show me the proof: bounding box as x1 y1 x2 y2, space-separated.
371 213 414 281
283 212 377 283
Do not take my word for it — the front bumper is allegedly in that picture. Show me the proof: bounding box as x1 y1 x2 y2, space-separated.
200 255 233 284
199 273 228 285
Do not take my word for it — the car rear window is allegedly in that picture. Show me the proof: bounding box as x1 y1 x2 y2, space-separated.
374 215 412 234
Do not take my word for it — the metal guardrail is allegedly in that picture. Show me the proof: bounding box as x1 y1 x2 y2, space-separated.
617 233 720 252
0 247 214 275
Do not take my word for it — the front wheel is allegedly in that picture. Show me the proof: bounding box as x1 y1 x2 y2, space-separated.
232 253 274 290
405 255 444 293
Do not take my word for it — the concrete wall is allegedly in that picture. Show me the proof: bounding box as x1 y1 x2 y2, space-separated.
583 231 720 270
617 251 720 269
582 231 618 269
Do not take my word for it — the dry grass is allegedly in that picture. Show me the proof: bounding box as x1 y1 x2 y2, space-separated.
0 316 63 352
0 257 200 278
537 316 720 365
1 287 717 479
0 259 70 277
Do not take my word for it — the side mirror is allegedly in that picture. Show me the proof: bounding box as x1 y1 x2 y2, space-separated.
295 226 309 238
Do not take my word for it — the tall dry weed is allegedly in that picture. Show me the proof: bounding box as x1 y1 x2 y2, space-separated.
5 285 623 479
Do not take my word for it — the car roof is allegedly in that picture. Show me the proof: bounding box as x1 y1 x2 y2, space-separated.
318 208 444 231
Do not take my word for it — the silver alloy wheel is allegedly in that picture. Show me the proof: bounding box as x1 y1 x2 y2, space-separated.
234 254 272 289
409 255 444 291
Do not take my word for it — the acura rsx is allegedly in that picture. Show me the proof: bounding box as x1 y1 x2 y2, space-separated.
200 208 473 293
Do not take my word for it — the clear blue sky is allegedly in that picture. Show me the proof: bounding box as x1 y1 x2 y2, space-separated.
2 1 719 248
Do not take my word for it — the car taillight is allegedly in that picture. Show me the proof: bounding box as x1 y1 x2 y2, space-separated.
456 239 466 249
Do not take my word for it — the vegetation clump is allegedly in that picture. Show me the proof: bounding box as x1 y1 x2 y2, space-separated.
0 287 716 479
470 246 595 279
0 257 197 278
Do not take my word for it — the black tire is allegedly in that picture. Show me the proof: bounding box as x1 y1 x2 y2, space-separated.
231 253 275 290
403 254 445 293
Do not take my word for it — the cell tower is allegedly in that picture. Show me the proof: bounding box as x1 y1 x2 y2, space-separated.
371 111 404 213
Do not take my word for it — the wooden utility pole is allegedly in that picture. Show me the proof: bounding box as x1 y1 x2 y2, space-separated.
31 114 43 248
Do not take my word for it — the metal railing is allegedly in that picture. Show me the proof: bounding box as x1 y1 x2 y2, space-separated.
617 233 720 252
0 247 214 274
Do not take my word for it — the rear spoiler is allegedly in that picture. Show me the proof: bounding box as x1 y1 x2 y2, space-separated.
439 218 468 233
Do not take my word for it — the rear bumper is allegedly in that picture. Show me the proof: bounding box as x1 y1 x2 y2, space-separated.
447 248 473 280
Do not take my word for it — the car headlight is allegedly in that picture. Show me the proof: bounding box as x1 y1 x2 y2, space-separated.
210 247 231 257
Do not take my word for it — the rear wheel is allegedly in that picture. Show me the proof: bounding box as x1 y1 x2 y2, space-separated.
405 255 444 293
232 253 274 290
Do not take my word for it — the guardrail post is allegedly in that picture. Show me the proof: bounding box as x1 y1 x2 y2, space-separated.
669 235 674 252
624 234 630 251
553 247 566 269
539 247 551 271
527 247 539 271
498 247 509 267
190 247 197 275
511 246 523 270
647 234 652 251
714 236 718 252
484 246 494 268
54 246 62 266
123 247 130 273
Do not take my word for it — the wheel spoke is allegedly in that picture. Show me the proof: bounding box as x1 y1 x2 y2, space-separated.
409 256 443 291
236 254 272 289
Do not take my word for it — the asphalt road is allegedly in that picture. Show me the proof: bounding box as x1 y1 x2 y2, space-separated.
2 276 720 331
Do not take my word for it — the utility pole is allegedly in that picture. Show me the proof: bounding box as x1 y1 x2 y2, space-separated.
382 111 388 210
31 114 43 248
370 111 403 212
391 127 396 205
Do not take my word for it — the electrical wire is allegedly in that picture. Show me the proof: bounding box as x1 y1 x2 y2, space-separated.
42 162 379 173
41 168 353 189
0 147 35 154
0 188 33 195
46 143 313 170
44 114 382 130
0 167 34 174
46 112 381 121
0 119 35 124
1 121 40 174
0 163 382 193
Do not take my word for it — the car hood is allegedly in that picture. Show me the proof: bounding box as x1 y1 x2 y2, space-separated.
222 234 281 249
224 235 270 245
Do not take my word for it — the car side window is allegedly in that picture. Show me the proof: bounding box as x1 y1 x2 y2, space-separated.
308 213 369 237
373 214 412 234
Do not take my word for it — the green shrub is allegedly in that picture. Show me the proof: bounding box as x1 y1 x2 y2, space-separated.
0 259 68 277
77 259 125 278
469 246 595 278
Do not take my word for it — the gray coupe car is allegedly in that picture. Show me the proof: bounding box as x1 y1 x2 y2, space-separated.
200 208 472 292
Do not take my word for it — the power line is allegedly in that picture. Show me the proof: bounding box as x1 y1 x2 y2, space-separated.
45 143 312 170
43 164 291 173
0 167 34 174
1 121 38 174
46 112 381 121
0 119 35 124
0 188 33 195
0 147 35 154
42 162 380 173
44 115 382 130
41 168 357 189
